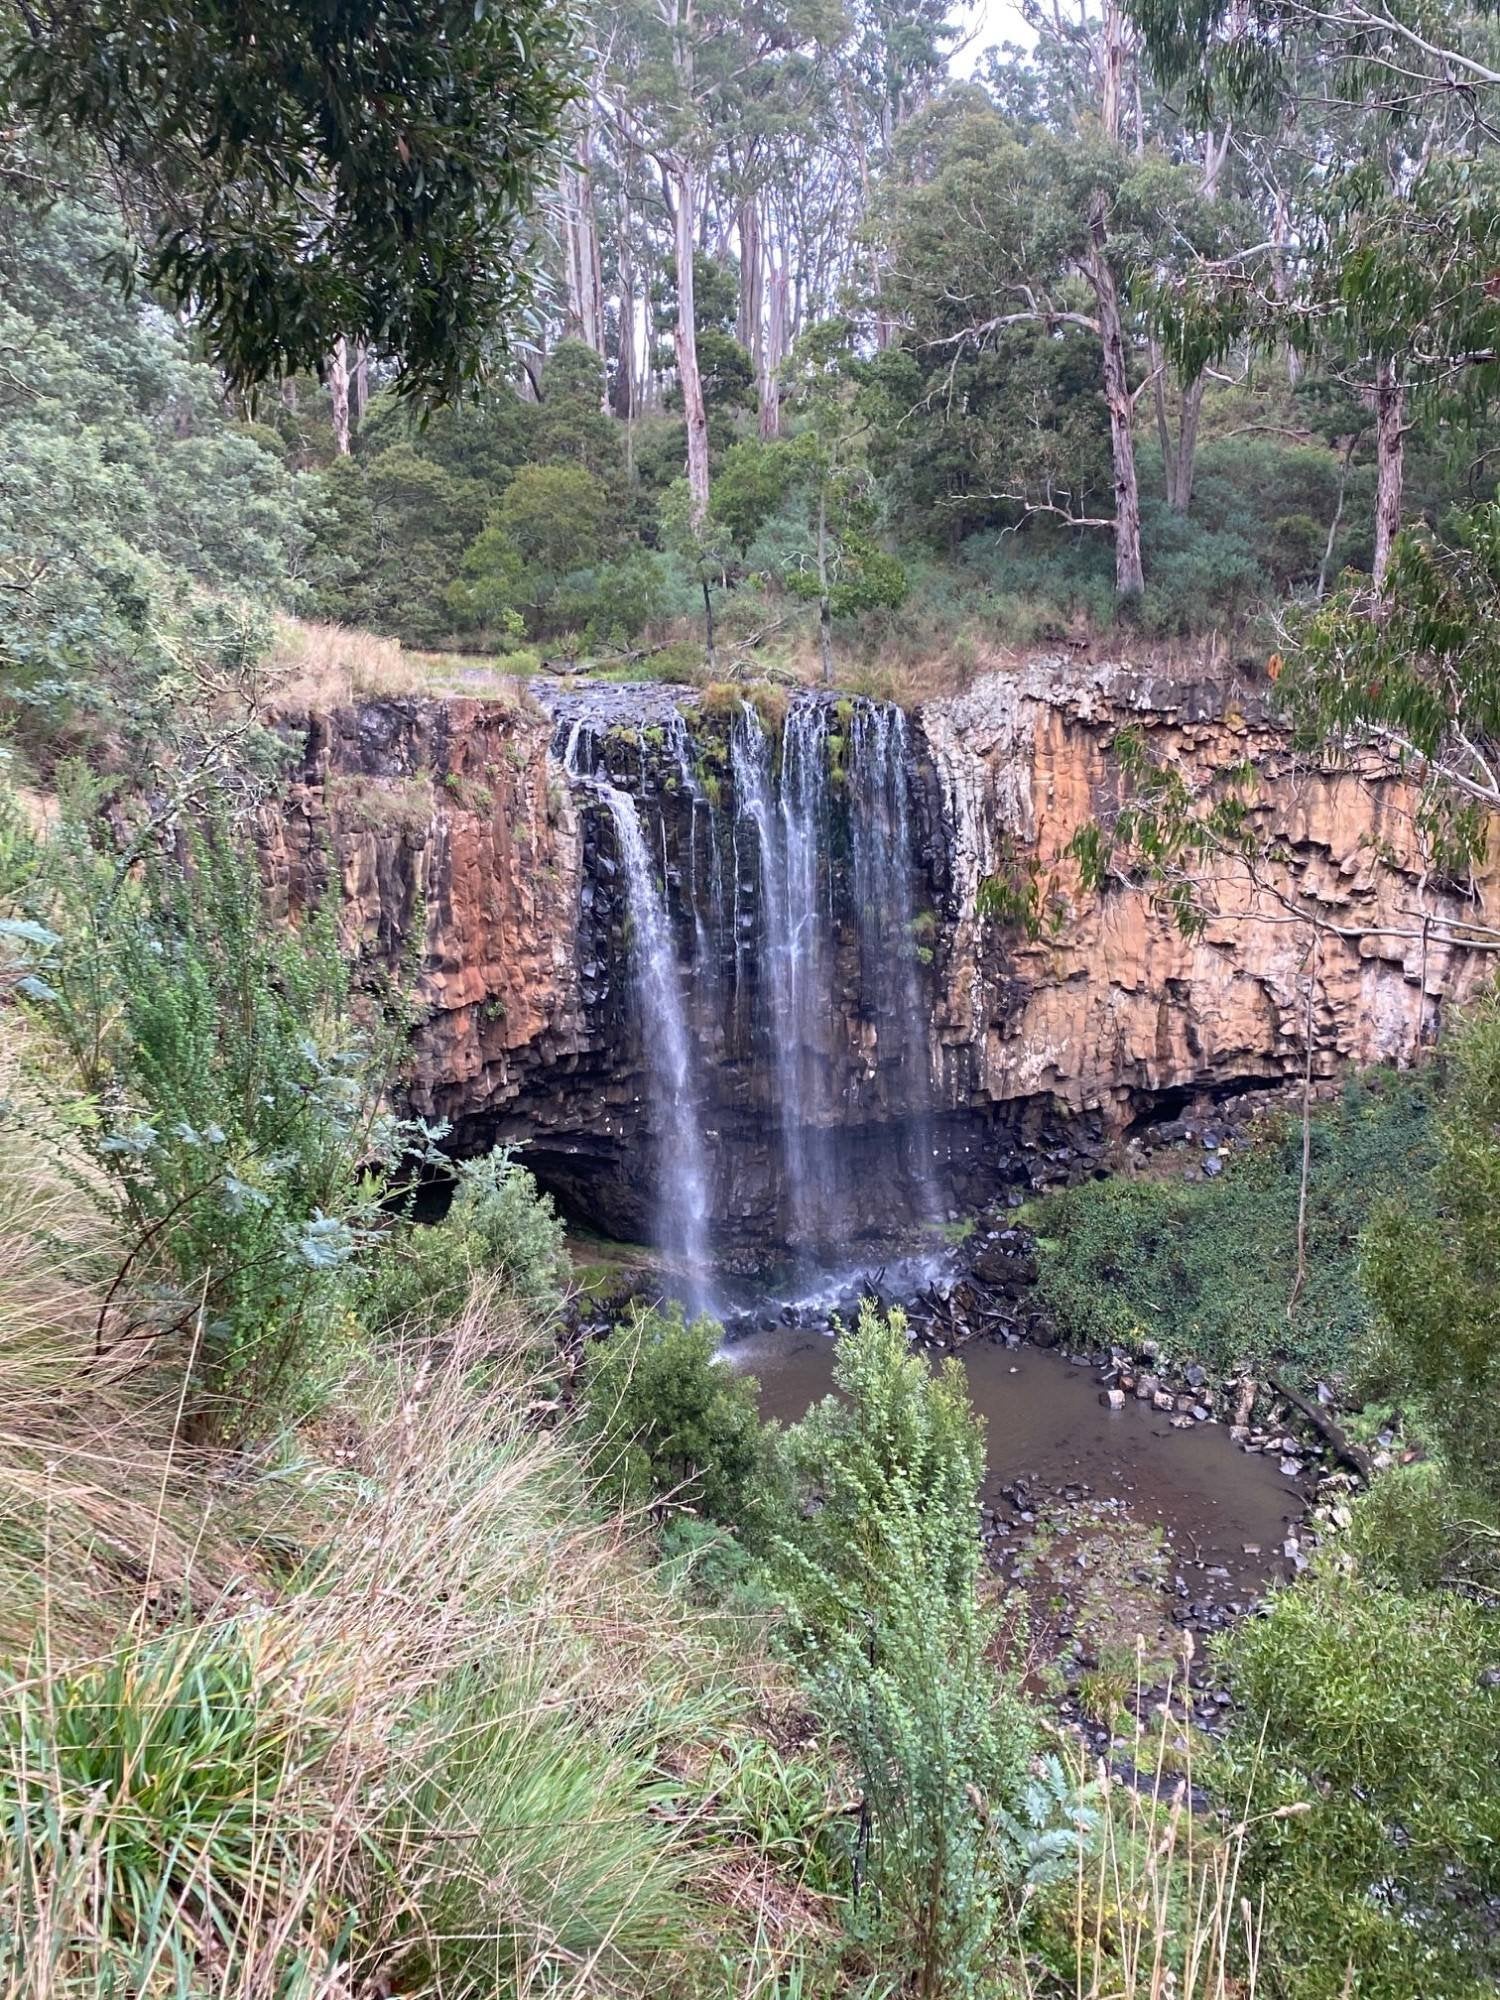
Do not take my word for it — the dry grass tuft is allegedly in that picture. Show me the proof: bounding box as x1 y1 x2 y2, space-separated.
268 617 539 712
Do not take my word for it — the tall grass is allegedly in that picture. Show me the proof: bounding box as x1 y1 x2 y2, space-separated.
1012 1651 1273 2000
0 1182 842 2000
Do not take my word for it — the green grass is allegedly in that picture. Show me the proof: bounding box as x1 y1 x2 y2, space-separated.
1027 1068 1436 1382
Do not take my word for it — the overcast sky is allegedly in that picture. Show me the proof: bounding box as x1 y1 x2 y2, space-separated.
950 0 1036 73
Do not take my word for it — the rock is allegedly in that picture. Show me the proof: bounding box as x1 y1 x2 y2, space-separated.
1102 1388 1126 1410
1203 1155 1224 1177
1152 1389 1176 1412
1185 1362 1208 1389
1279 1457 1302 1477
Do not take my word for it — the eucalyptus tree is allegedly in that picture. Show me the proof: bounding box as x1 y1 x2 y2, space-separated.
2 0 579 403
1130 0 1500 583
592 0 846 528
880 90 1229 598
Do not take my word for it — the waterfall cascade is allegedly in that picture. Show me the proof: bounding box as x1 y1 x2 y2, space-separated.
554 689 942 1279
562 718 713 1305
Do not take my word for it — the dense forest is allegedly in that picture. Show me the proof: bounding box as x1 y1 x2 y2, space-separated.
3 0 1500 1998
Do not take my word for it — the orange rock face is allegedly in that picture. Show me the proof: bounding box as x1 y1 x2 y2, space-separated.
923 659 1493 1124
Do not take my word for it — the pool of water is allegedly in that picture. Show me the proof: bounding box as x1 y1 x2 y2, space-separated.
725 1321 1302 1610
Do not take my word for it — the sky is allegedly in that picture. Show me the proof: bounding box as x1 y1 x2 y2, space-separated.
949 0 1036 75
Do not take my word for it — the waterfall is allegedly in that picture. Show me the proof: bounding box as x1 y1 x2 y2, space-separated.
550 683 942 1274
848 702 943 1225
729 703 808 1235
561 719 713 1310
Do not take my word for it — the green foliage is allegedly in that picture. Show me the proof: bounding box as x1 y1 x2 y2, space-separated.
1362 987 1500 1511
0 195 314 767
1217 1562 1500 1999
1286 505 1500 872
1 1621 344 1995
4 0 577 399
397 1654 696 1993
447 463 617 637
579 1304 778 1536
12 787 414 1440
361 1150 568 1338
775 1305 1039 1995
314 444 489 646
1031 1070 1435 1379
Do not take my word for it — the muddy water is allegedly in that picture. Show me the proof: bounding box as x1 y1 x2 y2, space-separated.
726 1325 1301 1606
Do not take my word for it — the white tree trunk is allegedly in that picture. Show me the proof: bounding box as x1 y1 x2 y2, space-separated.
1373 358 1404 589
328 338 351 456
1088 211 1144 598
673 162 711 530
760 249 786 441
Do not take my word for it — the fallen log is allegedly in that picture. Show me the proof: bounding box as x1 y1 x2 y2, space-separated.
1268 1373 1374 1481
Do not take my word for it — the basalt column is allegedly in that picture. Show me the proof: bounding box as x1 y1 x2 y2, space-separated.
548 687 947 1270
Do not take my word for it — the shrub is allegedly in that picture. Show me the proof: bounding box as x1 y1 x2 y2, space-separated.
16 788 411 1441
1217 1563 1500 1999
1362 988 1500 1511
776 1305 1038 1996
578 1303 778 1536
360 1149 568 1338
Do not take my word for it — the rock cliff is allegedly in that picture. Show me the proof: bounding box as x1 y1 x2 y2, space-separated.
263 659 1494 1254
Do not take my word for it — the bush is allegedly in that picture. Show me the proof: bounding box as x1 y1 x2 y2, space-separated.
1 1621 347 1996
16 788 410 1441
1217 1563 1500 1999
775 1305 1038 1995
1031 1069 1435 1380
0 1300 825 2000
360 1149 568 1338
1362 989 1500 1510
578 1303 778 1535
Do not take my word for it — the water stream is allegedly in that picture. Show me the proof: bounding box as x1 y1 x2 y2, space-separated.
562 717 713 1309
554 687 942 1270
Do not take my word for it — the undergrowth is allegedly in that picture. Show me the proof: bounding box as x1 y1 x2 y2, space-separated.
1028 1070 1435 1381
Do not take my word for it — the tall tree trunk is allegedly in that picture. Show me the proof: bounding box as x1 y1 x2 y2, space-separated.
701 575 717 674
562 130 607 375
1151 340 1176 506
614 233 637 421
816 489 833 684
351 341 369 426
1316 436 1355 599
737 193 761 357
328 338 351 455
673 161 711 530
1372 358 1404 589
1087 211 1144 598
760 253 785 440
1271 185 1302 386
1172 374 1205 514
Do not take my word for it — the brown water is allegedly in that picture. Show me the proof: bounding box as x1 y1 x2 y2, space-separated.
726 1324 1301 1606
